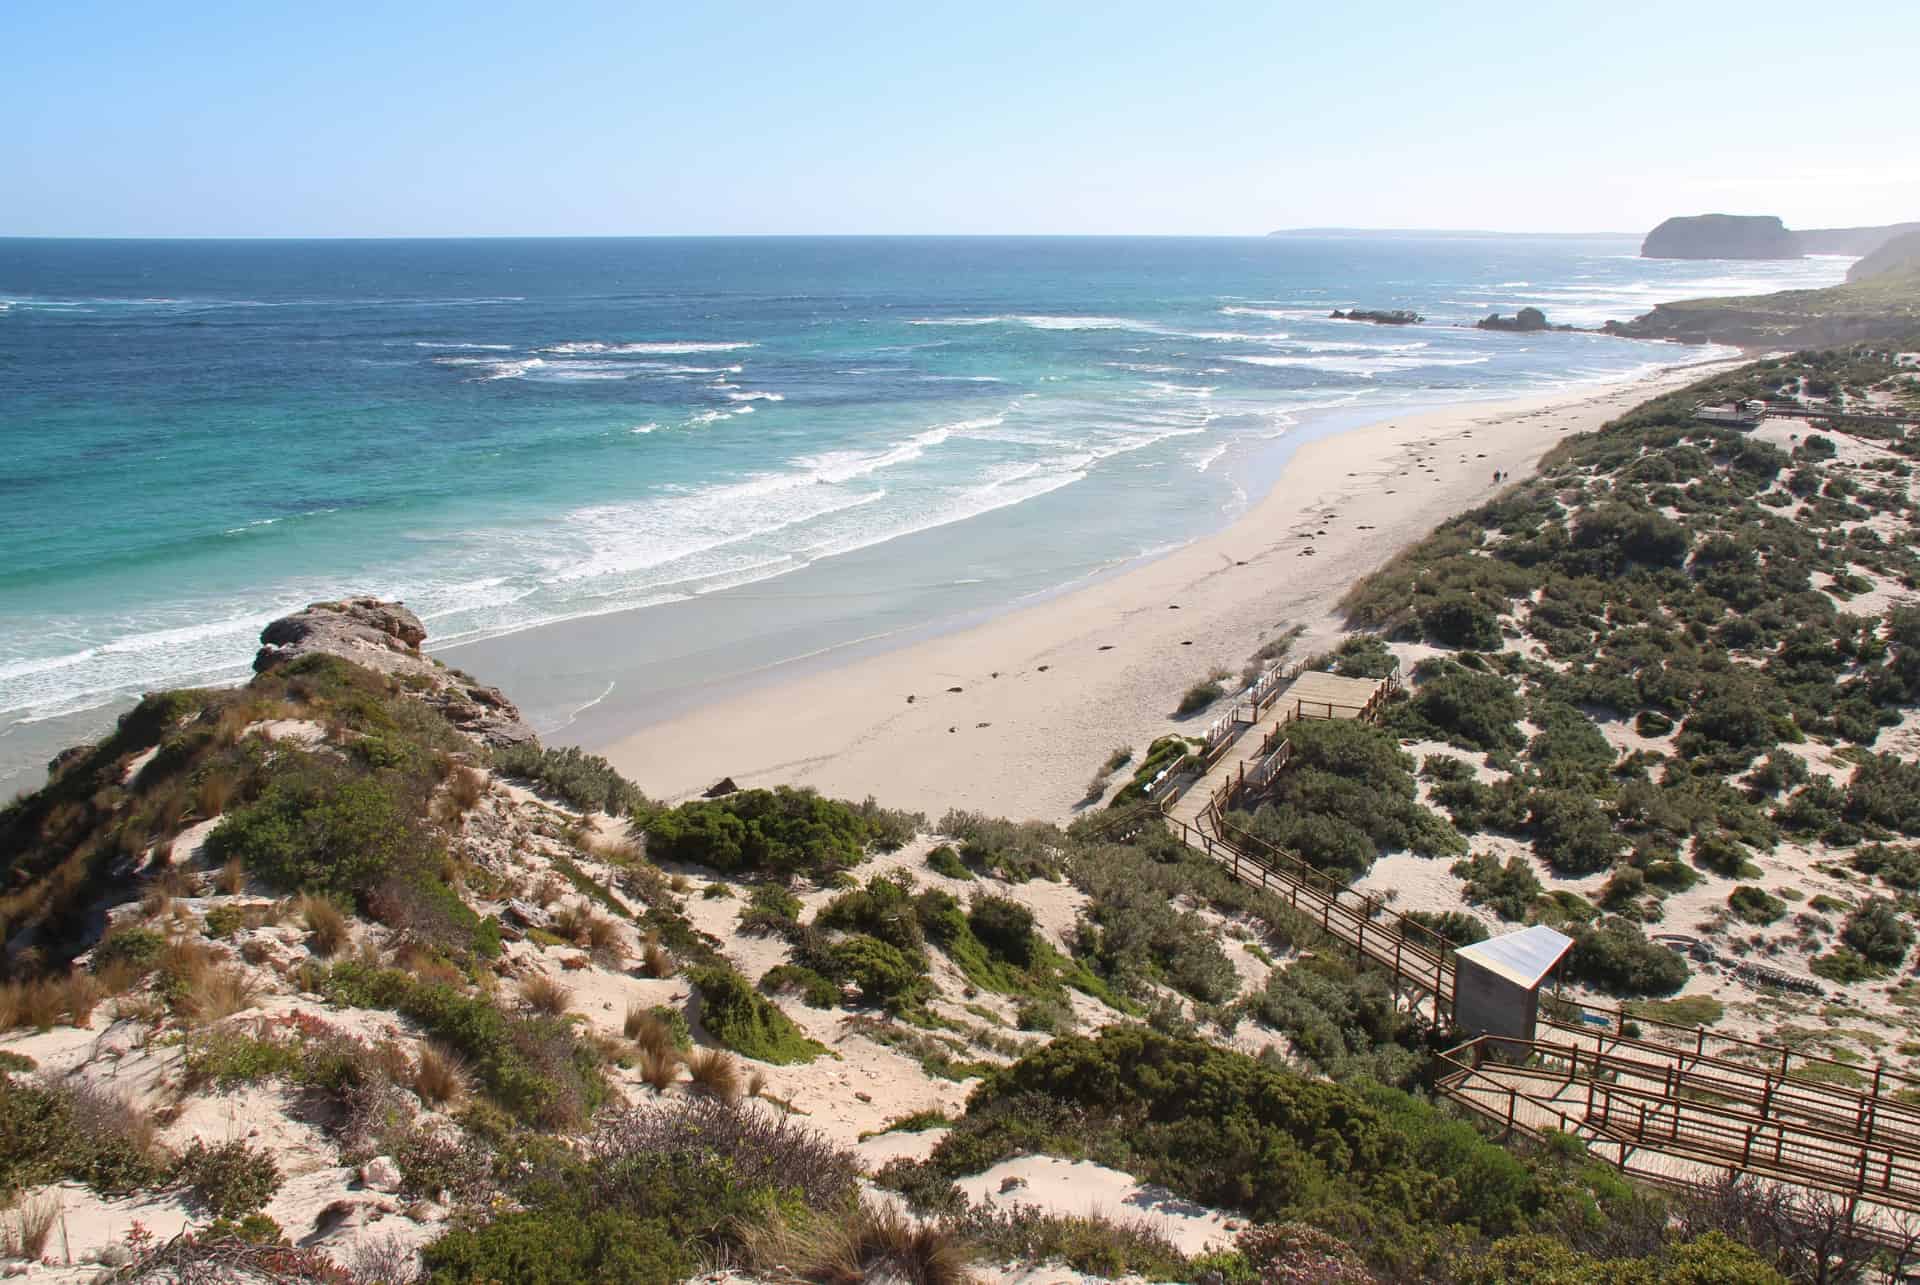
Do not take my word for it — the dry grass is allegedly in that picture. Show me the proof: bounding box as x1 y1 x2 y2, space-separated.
583 914 623 963
640 933 675 979
412 1042 468 1107
684 1047 742 1104
748 1069 768 1099
550 901 591 942
140 889 172 920
0 979 58 1032
518 973 573 1017
742 1201 976 1285
299 895 350 956
196 770 240 819
636 1045 680 1092
58 973 101 1027
194 966 260 1025
532 875 564 908
2 1192 62 1261
149 862 197 900
446 767 487 814
625 1005 676 1060
392 943 464 987
214 858 247 895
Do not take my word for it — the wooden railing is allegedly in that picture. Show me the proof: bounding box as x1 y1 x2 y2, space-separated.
1437 1033 1920 1219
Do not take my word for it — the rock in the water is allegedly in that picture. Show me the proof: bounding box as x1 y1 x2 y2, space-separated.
254 598 537 749
1476 306 1570 333
361 1155 403 1193
1330 308 1422 325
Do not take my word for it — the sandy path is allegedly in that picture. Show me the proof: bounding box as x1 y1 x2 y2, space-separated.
602 361 1738 822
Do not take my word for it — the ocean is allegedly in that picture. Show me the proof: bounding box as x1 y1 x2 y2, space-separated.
0 235 1848 789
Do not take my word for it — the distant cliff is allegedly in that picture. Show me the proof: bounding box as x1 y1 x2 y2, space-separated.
1641 215 1798 260
1641 214 1920 260
1848 229 1920 283
1804 222 1920 256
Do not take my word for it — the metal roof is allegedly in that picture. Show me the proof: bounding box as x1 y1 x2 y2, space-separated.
1453 924 1574 990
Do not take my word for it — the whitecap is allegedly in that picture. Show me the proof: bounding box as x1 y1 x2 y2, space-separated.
539 340 757 355
726 391 784 402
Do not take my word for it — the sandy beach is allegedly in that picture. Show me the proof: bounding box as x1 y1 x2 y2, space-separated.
598 360 1739 822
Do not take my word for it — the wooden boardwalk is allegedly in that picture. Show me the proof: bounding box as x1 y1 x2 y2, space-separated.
1149 665 1920 1229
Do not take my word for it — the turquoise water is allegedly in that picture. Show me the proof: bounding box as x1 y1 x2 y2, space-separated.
0 235 1847 786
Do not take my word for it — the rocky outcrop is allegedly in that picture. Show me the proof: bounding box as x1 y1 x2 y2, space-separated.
1476 307 1569 333
1642 215 1799 260
253 597 537 748
1331 308 1422 325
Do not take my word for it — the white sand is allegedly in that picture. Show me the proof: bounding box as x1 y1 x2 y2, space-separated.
602 362 1740 822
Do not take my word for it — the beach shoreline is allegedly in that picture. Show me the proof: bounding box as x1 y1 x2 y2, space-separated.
580 357 1740 822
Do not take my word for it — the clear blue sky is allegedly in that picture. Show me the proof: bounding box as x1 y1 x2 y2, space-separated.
6 0 1916 237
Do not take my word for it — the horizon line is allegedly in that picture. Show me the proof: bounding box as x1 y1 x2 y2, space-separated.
0 228 1644 243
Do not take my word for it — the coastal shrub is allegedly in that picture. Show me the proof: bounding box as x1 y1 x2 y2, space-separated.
1389 665 1525 752
1841 897 1913 967
938 810 1067 881
954 1205 1187 1280
1400 908 1488 946
967 895 1037 968
178 1138 283 1218
821 934 928 1010
1302 634 1400 680
1246 956 1424 1085
908 1027 1564 1238
759 964 840 1008
1565 918 1687 996
924 845 972 879
1810 948 1878 983
688 966 825 1064
642 786 874 879
816 871 925 953
491 743 649 815
319 962 607 1126
1727 885 1786 925
1844 753 1920 836
1452 852 1544 922
204 752 439 903
1174 669 1231 717
1232 718 1461 879
1418 591 1504 650
0 1075 169 1195
1530 789 1624 876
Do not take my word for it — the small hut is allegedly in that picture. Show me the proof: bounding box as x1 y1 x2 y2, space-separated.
1452 924 1573 1051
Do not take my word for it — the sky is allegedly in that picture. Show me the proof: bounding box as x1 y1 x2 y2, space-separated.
4 0 1917 238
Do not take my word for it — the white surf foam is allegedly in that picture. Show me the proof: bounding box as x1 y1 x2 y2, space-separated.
538 341 757 355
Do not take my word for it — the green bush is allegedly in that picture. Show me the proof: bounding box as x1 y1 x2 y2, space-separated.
1841 897 1914 967
925 844 972 879
177 1138 283 1218
759 964 840 1008
1452 853 1543 922
913 1027 1558 1236
967 895 1037 968
1727 885 1786 925
642 787 876 879
688 966 825 1063
1391 665 1525 752
0 1075 169 1195
1565 919 1687 996
1810 948 1878 983
320 963 606 1126
822 934 927 1010
1419 591 1504 650
491 743 650 815
205 753 439 903
90 927 165 975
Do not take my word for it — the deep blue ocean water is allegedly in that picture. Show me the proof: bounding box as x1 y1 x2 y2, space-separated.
0 235 1847 787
